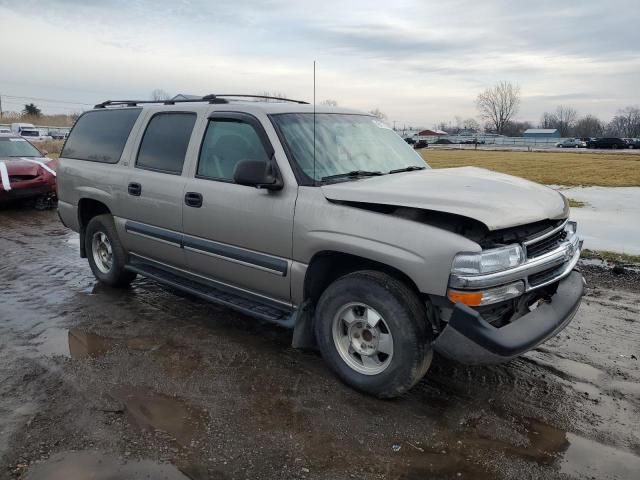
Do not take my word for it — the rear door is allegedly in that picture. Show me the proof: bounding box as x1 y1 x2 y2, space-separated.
181 112 296 303
120 111 198 268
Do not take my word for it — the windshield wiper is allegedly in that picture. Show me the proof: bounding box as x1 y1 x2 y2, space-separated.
388 166 426 174
321 170 384 182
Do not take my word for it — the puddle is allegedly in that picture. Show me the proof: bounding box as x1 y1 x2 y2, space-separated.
556 186 640 255
31 328 165 358
25 451 189 480
525 354 605 383
560 433 640 479
109 386 209 448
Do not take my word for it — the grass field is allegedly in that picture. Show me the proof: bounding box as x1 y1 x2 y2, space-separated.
420 149 640 187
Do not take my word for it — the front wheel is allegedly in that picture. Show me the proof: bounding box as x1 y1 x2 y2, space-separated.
85 214 136 287
314 271 432 398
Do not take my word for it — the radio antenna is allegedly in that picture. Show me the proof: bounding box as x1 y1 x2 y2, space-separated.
313 60 316 184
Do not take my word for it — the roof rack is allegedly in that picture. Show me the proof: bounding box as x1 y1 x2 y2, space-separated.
94 94 309 109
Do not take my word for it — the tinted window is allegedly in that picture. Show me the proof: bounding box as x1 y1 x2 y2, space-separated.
136 113 196 174
0 137 42 157
197 120 270 180
62 109 141 163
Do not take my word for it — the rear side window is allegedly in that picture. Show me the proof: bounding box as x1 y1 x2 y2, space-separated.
136 113 196 174
61 109 141 163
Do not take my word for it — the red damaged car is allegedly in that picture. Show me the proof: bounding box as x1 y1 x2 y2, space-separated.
0 134 58 206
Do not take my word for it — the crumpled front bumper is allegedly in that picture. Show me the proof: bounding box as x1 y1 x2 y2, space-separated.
433 270 584 364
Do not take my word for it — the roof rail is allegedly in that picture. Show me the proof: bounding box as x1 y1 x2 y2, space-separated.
94 94 309 109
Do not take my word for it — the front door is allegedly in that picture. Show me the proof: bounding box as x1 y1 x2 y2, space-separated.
121 111 197 268
182 112 296 303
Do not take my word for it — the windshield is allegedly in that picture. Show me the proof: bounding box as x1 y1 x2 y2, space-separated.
0 137 42 157
271 113 428 182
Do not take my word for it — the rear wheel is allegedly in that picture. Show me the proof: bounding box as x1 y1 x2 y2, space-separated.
85 214 136 287
314 271 432 398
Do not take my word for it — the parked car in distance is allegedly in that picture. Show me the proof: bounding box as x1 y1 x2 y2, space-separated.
623 138 640 149
0 134 58 204
10 122 53 142
433 138 453 144
0 127 11 134
48 128 69 140
556 138 586 148
57 95 584 398
404 137 416 145
586 137 628 149
413 139 428 149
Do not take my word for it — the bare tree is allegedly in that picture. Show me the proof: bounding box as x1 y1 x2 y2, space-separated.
151 89 171 101
462 118 480 131
258 91 289 102
368 108 387 121
320 99 338 107
554 105 578 137
502 120 533 137
539 112 556 129
476 81 521 134
573 115 604 138
607 106 640 137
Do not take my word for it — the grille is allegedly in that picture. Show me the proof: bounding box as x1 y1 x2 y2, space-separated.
526 229 567 259
528 264 565 287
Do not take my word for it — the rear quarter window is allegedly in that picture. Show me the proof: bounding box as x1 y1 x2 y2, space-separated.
61 109 141 163
136 112 196 174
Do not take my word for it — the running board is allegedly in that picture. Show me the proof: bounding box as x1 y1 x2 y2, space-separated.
125 261 295 327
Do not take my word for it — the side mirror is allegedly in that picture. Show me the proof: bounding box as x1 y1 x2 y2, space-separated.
233 160 283 190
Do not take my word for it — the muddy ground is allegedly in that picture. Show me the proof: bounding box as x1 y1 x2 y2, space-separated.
0 208 639 480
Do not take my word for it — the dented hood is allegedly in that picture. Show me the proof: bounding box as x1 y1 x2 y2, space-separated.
321 167 568 230
0 156 56 176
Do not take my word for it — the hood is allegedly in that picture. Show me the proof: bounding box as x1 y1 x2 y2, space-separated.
321 167 568 230
0 156 57 176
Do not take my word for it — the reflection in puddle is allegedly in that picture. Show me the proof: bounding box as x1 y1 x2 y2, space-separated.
450 416 640 480
109 386 209 448
25 451 189 480
67 329 163 358
561 433 640 479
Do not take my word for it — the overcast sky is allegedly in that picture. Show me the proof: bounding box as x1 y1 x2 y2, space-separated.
1 0 638 127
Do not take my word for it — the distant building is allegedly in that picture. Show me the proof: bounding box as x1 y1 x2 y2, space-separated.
523 128 560 138
417 129 448 136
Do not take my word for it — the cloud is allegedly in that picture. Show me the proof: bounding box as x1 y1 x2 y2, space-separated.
0 0 638 125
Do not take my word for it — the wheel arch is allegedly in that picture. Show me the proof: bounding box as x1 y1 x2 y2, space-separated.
303 250 422 305
77 198 112 257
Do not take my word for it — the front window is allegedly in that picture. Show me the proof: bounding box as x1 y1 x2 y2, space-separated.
271 113 428 183
0 137 42 157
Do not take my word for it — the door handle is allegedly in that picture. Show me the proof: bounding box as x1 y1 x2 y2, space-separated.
128 182 142 196
184 192 203 208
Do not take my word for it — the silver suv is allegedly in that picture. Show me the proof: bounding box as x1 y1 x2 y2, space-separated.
57 95 584 397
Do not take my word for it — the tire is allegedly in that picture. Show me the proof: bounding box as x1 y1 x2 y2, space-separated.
314 270 432 398
85 214 136 287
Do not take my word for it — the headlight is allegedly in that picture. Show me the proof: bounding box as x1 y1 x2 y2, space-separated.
451 244 525 276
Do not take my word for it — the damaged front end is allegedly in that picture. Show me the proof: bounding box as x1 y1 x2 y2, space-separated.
434 218 585 364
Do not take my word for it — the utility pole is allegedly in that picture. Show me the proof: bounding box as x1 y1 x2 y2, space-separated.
0 93 3 120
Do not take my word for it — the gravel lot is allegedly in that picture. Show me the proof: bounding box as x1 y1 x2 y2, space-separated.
1 207 639 480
